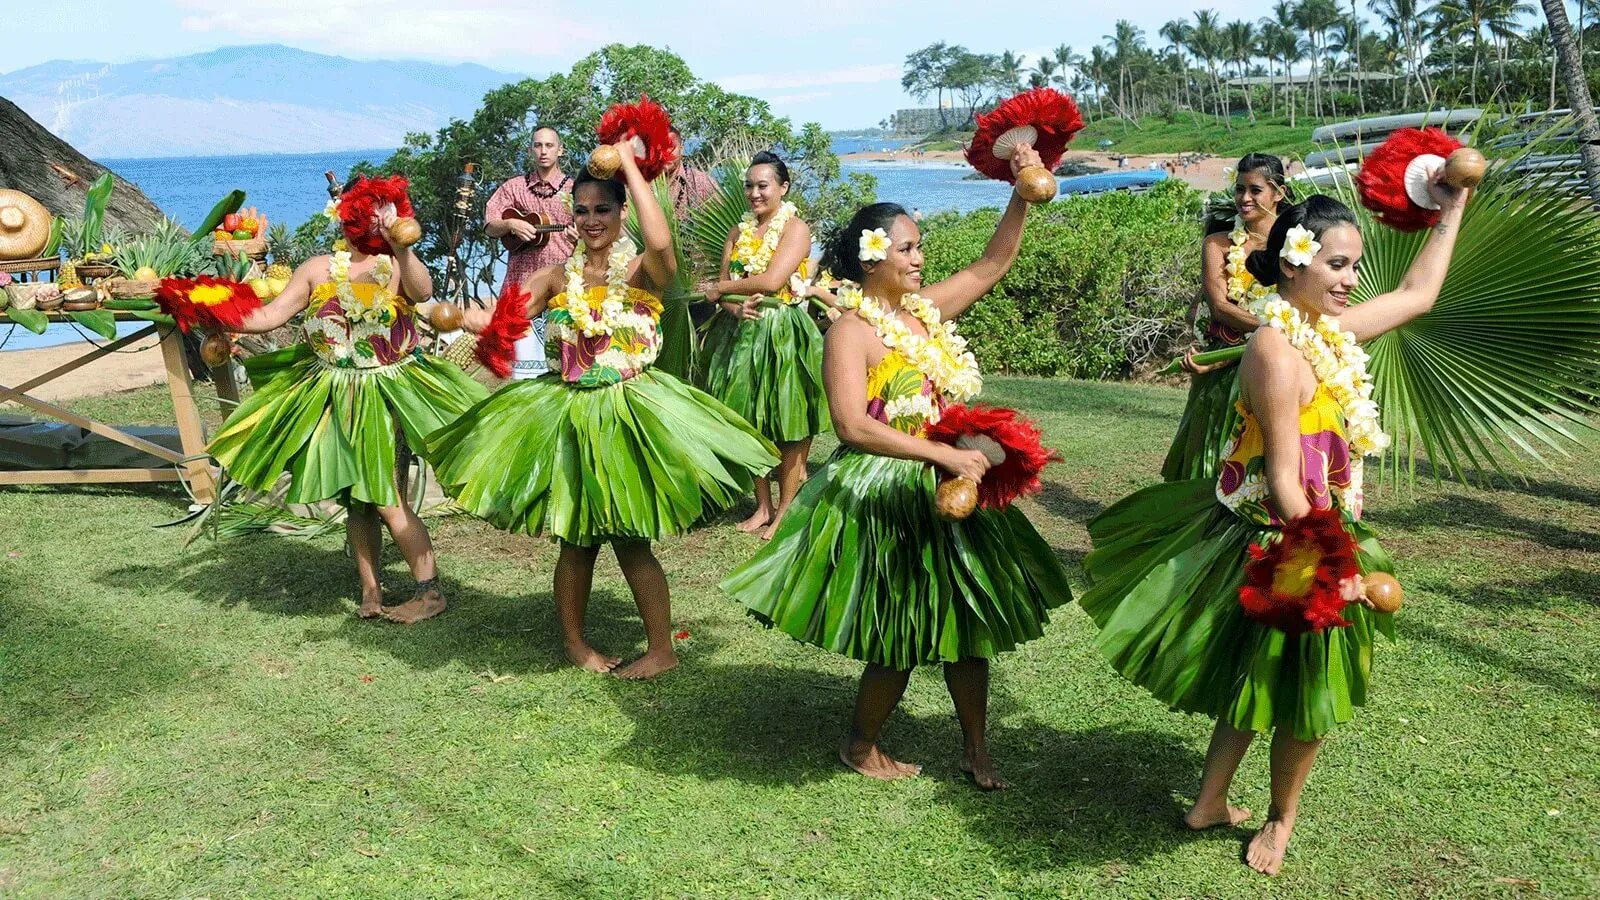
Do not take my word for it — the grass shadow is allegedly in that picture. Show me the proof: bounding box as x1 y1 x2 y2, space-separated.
1369 494 1600 553
1404 619 1600 702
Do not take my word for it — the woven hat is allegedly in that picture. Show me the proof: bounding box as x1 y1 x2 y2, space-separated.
0 189 51 261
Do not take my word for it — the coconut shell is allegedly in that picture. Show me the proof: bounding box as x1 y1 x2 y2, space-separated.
935 476 979 520
1364 572 1404 614
1015 166 1058 204
1443 147 1487 190
428 301 464 333
0 189 51 261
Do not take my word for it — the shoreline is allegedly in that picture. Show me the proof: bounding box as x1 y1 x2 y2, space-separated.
842 148 1241 192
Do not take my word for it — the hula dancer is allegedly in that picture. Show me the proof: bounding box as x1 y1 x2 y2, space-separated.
721 144 1075 790
1162 153 1288 481
427 141 779 679
698 151 829 539
207 176 488 623
1080 186 1470 875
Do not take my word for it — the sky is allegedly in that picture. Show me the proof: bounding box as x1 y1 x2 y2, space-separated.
0 0 1389 129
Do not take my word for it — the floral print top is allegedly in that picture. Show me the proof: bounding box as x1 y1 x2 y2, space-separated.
1216 384 1362 525
865 350 949 437
304 281 418 368
546 286 663 387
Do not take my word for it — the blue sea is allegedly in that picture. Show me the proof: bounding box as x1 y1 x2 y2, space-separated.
8 138 1016 350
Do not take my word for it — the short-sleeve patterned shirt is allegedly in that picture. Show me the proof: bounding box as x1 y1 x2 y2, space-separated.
485 171 576 291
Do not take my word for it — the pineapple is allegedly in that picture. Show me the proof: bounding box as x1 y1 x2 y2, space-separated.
265 223 296 278
57 259 82 291
266 262 293 280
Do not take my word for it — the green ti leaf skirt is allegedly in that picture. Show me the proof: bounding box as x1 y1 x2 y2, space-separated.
697 304 830 446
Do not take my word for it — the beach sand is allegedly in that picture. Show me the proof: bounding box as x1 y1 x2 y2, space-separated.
2 334 168 403
842 148 1240 192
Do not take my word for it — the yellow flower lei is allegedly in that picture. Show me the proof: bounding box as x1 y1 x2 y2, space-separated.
328 250 397 325
837 283 983 408
1256 295 1389 474
733 201 796 279
1225 218 1272 311
562 237 649 340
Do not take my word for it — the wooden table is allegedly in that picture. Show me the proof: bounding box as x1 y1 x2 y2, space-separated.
0 311 238 502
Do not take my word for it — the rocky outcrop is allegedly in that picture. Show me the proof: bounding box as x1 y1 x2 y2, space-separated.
0 95 166 232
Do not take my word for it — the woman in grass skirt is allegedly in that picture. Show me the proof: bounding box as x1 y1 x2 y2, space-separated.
427 143 778 679
1081 188 1470 875
208 176 487 624
698 151 830 540
722 144 1074 790
1162 153 1288 481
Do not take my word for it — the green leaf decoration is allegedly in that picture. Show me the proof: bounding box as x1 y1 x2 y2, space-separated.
129 309 175 326
191 191 247 245
67 309 118 341
4 307 49 334
81 173 114 251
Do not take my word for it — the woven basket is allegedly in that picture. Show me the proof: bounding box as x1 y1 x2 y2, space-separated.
214 237 268 261
109 278 161 299
74 262 117 281
0 256 59 276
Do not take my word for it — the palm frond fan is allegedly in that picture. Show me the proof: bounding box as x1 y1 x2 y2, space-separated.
624 177 697 379
684 160 754 278
1335 122 1600 485
965 88 1084 203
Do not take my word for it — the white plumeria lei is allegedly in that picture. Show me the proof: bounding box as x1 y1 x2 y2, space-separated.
1225 217 1272 310
328 250 395 325
733 201 796 278
1256 295 1390 465
837 283 983 410
556 237 658 365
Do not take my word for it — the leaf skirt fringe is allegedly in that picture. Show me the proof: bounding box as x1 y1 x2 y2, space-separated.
425 370 779 547
1162 363 1243 482
207 344 488 507
697 305 830 445
721 449 1074 669
1080 478 1396 741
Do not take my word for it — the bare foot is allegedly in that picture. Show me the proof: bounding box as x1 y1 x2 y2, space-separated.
357 586 384 619
759 507 790 542
382 587 446 624
1245 818 1294 876
736 510 772 534
614 650 678 680
1184 799 1252 830
959 747 1010 791
839 741 921 781
565 643 622 674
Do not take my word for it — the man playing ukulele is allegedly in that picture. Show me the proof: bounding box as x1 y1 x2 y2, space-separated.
484 126 577 379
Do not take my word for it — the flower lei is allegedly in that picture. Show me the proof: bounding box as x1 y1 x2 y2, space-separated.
837 283 983 410
328 250 397 325
1225 217 1272 310
1256 295 1389 465
731 201 796 279
560 236 655 344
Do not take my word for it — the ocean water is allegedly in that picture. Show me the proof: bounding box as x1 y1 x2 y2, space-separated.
9 138 1024 351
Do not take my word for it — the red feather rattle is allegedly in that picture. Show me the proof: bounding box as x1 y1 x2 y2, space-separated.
588 95 678 182
965 88 1085 204
925 404 1059 520
1355 127 1487 232
154 275 264 368
1238 508 1405 633
472 282 533 379
338 174 423 253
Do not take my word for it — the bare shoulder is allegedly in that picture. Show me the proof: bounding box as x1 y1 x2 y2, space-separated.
1241 327 1310 404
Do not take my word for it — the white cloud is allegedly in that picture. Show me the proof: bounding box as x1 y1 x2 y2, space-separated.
763 91 834 106
717 64 899 93
176 0 607 62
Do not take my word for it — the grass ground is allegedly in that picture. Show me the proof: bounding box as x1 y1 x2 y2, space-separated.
1076 113 1336 159
2 377 1597 897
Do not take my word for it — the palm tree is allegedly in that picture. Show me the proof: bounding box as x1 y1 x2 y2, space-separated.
996 50 1026 96
1224 20 1260 121
1105 20 1147 122
1192 9 1226 118
1372 0 1429 108
1051 44 1080 91
1296 0 1344 118
1159 19 1196 112
1539 0 1600 203
1029 56 1058 90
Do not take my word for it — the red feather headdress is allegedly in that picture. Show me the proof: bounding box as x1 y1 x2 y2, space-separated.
1238 508 1360 633
965 88 1084 183
473 282 532 379
925 404 1059 509
154 276 261 333
596 96 678 182
1355 127 1462 232
337 175 415 255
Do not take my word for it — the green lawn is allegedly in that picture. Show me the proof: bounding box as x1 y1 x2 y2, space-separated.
1075 113 1335 160
2 377 1597 897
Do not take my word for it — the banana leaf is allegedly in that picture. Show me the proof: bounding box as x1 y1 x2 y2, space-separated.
3 307 48 334
191 191 247 245
80 173 114 251
129 309 175 326
67 309 118 340
1331 118 1600 486
43 216 62 258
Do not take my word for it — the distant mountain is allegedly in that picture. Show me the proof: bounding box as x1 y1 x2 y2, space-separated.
0 45 519 159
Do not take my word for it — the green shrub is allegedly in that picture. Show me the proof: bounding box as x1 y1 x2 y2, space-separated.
919 181 1204 379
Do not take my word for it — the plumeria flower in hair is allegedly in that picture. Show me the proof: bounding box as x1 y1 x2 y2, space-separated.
858 228 890 263
323 197 340 219
1280 224 1322 267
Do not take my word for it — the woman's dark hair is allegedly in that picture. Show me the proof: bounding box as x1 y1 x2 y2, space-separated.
748 150 790 185
823 202 910 282
1205 152 1295 236
573 168 626 206
1244 194 1358 286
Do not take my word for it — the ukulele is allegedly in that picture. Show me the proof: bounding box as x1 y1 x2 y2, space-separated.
499 209 570 253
